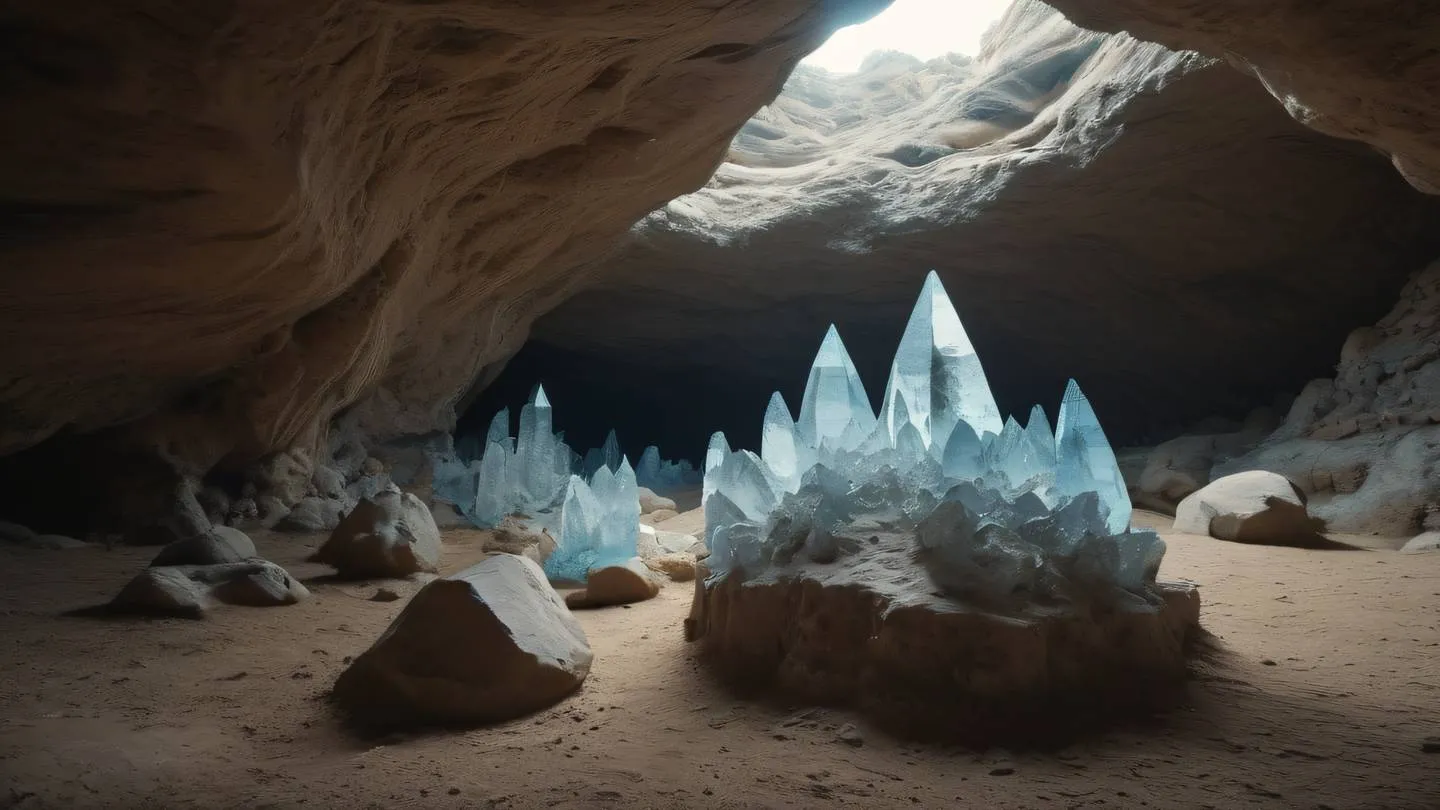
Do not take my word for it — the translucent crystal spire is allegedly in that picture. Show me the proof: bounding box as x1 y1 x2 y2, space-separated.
796 326 875 461
877 271 1003 449
761 392 799 489
703 431 731 505
1025 403 1056 465
1054 379 1130 533
485 407 510 449
600 429 622 473
636 445 662 487
941 419 983 478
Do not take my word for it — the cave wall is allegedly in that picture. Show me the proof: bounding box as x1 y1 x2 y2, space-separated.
1044 0 1440 194
503 0 1440 462
0 0 885 529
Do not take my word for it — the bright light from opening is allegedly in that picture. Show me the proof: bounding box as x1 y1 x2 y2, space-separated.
803 0 1013 74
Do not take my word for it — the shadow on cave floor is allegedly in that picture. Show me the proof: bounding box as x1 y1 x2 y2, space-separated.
0 517 1435 808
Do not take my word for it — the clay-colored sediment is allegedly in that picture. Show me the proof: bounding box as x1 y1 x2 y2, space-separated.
690 561 1201 741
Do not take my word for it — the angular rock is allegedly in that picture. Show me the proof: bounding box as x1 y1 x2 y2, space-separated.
332 554 591 728
565 557 661 609
311 490 442 578
150 526 257 567
638 487 677 515
111 560 309 618
1174 471 1327 546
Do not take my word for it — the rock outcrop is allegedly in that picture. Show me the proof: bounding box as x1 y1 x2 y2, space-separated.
1173 470 1327 546
514 0 1440 457
1175 260 1440 536
1046 0 1440 194
0 0 880 532
332 554 592 728
310 489 442 579
689 537 1201 741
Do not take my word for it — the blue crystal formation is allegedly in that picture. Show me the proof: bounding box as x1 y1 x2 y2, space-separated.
545 457 641 582
430 385 648 584
703 270 1164 602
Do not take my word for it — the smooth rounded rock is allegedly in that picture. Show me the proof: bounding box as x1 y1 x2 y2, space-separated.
150 526 257 567
565 557 661 609
1173 471 1327 546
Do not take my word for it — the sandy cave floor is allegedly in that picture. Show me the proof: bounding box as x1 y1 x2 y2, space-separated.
0 510 1436 810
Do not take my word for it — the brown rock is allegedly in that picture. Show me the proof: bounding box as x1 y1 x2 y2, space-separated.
311 490 441 579
565 558 661 609
332 554 591 728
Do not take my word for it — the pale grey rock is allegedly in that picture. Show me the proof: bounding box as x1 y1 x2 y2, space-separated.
111 559 309 617
1174 471 1326 545
150 526 257 567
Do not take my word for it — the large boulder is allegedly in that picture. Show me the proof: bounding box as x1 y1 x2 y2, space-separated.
311 489 442 579
150 526 257 567
565 557 661 609
1173 471 1327 546
110 560 310 618
332 554 592 728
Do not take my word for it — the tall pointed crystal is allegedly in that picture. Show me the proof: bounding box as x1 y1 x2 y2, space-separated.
878 271 1003 448
1025 403 1056 466
600 430 622 473
761 392 799 488
1054 379 1130 533
796 326 875 462
703 431 731 505
485 408 510 449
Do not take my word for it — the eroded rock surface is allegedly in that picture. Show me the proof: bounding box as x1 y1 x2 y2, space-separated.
110 560 310 618
1047 0 1440 194
690 536 1201 741
332 554 592 728
1204 261 1440 536
0 0 878 530
310 489 442 579
525 0 1440 453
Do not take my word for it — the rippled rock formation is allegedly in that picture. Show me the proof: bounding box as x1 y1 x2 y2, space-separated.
0 0 880 532
528 0 1440 452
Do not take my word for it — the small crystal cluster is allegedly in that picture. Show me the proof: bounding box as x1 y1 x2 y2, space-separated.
704 271 1163 601
431 388 693 582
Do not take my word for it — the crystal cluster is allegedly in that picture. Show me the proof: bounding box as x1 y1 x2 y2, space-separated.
582 431 700 493
704 271 1163 601
432 387 691 582
432 386 576 527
